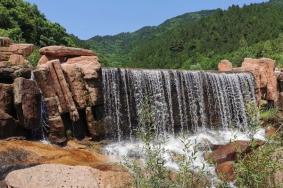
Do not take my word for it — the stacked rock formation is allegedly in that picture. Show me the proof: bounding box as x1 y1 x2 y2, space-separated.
218 58 278 105
0 37 42 139
34 46 103 144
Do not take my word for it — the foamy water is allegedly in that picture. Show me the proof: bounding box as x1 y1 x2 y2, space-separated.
103 128 265 187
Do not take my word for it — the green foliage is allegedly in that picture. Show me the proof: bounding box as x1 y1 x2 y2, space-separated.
245 101 261 136
125 99 209 188
88 0 283 69
0 0 85 48
260 107 279 122
27 47 40 67
234 142 279 188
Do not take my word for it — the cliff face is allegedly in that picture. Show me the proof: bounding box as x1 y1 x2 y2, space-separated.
0 37 104 144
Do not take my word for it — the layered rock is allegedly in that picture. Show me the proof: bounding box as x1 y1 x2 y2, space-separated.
35 46 104 143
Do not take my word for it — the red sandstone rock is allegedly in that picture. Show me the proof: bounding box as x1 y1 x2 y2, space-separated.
0 37 12 47
13 78 41 130
206 140 264 164
8 54 27 65
48 116 66 145
218 59 232 72
44 97 61 117
61 63 89 109
39 46 96 57
8 44 34 57
34 60 79 121
0 84 13 114
0 51 12 61
216 161 235 182
241 58 278 102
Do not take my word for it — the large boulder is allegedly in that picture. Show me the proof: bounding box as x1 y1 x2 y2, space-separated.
34 60 79 121
0 140 132 188
218 59 232 72
8 54 27 65
39 46 96 57
13 78 41 130
241 58 278 102
8 44 34 57
5 164 132 188
205 140 264 164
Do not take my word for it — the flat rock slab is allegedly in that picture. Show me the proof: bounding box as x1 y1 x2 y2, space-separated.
39 46 96 57
5 164 100 188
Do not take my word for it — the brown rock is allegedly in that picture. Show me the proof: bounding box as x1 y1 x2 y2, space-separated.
216 161 235 182
61 63 89 109
5 164 132 188
34 60 79 121
44 97 61 117
39 46 96 57
48 116 66 145
8 44 34 57
241 58 278 102
0 84 13 114
265 126 277 138
0 37 12 47
13 78 41 130
86 107 105 138
66 56 101 80
0 51 12 61
0 110 17 139
218 59 232 72
9 54 27 65
206 140 264 164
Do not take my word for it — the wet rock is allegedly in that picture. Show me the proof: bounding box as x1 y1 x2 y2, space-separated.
205 140 264 164
0 140 132 188
13 78 41 130
39 46 96 57
218 59 232 72
216 161 235 182
0 84 13 114
0 37 12 47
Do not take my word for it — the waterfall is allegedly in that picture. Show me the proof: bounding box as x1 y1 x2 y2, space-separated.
102 68 256 141
30 71 50 142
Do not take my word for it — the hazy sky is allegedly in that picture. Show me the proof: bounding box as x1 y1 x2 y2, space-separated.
25 0 267 39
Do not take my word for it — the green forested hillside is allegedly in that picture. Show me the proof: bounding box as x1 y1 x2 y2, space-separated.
88 0 283 69
0 0 86 48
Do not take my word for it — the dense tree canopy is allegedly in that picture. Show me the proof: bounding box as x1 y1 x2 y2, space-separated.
88 0 283 69
0 0 87 48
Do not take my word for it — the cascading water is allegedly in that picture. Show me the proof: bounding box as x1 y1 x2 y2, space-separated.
102 68 264 187
30 71 50 142
102 68 256 141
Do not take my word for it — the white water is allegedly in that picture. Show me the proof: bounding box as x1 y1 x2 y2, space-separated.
104 128 265 186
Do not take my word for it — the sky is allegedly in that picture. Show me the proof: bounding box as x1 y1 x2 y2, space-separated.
26 0 267 40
